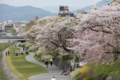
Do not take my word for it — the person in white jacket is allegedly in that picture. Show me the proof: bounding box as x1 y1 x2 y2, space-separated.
50 58 53 66
51 77 56 80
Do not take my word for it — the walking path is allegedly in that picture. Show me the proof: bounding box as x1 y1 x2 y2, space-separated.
2 48 19 80
26 53 69 80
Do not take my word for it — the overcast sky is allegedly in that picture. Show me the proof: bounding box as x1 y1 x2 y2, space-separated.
0 0 103 8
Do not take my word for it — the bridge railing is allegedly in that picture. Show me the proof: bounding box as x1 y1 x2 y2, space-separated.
0 36 25 39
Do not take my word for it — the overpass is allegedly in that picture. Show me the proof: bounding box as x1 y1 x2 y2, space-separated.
0 36 28 42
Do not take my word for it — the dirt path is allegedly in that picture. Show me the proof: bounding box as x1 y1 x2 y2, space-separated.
1 48 19 80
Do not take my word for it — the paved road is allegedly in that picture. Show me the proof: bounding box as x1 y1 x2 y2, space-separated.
26 53 69 80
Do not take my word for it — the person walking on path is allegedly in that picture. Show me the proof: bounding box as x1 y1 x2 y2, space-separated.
61 68 67 75
8 51 10 56
45 59 49 68
6 51 8 56
51 77 56 80
50 58 53 66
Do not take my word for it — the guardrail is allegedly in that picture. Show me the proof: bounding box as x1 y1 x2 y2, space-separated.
0 36 25 39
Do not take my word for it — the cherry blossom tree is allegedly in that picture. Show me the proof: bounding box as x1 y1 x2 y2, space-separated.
24 16 75 54
69 4 120 64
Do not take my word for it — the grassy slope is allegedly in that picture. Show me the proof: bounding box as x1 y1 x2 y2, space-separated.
91 61 120 78
34 55 42 62
6 47 48 80
0 43 12 80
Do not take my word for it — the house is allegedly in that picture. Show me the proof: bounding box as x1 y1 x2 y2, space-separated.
58 6 74 17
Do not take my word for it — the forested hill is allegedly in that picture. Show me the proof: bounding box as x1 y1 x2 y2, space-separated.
0 4 56 22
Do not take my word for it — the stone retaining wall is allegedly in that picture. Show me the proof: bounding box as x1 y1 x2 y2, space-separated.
106 76 120 80
53 57 71 74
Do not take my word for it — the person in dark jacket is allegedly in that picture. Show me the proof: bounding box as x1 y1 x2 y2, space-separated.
45 59 49 68
8 51 10 56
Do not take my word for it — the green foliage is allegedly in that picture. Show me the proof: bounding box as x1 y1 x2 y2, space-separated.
56 17 65 21
62 55 73 61
34 55 41 62
83 75 96 80
70 68 81 80
57 55 63 59
50 50 59 58
70 64 108 80
66 21 75 25
40 21 47 25
34 54 53 62
28 46 39 52
19 42 26 47
41 54 53 62
96 74 108 80
24 22 36 31
0 43 13 51
83 74 108 80
25 43 32 49
36 50 43 56
19 42 39 52
92 60 120 78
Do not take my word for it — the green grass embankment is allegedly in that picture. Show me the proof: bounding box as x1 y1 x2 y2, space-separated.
6 47 48 80
91 61 120 78
0 43 13 80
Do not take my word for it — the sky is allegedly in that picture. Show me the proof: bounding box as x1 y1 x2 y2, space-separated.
0 0 103 8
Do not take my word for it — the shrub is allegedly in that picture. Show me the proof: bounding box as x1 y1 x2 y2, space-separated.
36 50 43 58
83 75 96 80
28 46 37 52
70 66 91 80
20 42 26 47
62 55 73 61
50 50 59 58
41 54 53 62
83 73 108 80
70 68 81 80
24 43 32 49
95 74 108 80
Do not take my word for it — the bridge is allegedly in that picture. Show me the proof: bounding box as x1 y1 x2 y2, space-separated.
0 36 28 42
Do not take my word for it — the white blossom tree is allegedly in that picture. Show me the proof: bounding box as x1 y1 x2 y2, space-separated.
68 4 120 64
24 16 75 54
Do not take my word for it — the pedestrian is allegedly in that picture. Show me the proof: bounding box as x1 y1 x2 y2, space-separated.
50 58 53 66
51 77 56 80
61 68 67 75
45 59 49 68
8 51 10 56
23 48 25 52
25 50 29 55
6 52 8 56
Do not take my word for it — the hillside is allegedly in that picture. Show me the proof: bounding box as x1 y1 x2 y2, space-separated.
0 4 56 22
83 0 120 11
41 0 120 13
